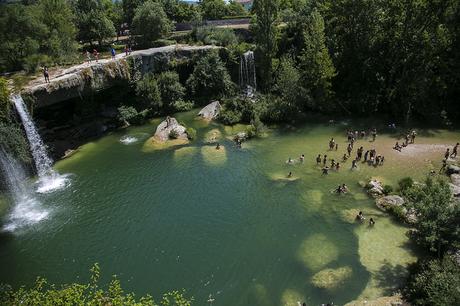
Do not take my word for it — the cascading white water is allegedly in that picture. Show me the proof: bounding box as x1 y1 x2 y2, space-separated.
0 149 49 232
239 51 257 97
12 95 69 193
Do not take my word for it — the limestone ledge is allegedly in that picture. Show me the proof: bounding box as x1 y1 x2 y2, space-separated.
23 45 219 108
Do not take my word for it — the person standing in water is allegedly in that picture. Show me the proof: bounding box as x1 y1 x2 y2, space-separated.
316 154 322 165
323 155 328 166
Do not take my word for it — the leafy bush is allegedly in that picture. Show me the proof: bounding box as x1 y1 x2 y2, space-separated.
169 129 179 139
404 257 460 306
219 107 242 125
23 54 52 73
192 26 238 47
152 39 177 47
186 51 235 103
0 263 193 305
117 106 138 124
173 100 194 112
135 73 162 111
156 71 186 110
386 205 406 221
186 127 196 140
398 177 414 192
383 184 393 195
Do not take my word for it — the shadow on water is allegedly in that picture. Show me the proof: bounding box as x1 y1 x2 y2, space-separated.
374 261 407 295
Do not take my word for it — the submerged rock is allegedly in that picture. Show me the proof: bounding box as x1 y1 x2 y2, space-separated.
311 266 353 290
154 117 187 142
198 101 221 120
376 195 405 211
451 174 460 187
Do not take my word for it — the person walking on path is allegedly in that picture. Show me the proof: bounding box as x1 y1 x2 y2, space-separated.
93 49 99 62
111 47 116 60
85 50 92 64
43 66 50 83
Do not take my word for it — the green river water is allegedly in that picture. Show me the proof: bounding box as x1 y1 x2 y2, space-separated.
1 110 459 305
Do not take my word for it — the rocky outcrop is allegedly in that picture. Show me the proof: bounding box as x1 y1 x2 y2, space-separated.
23 45 219 108
447 164 460 175
366 179 384 198
198 101 221 120
376 195 405 210
154 117 187 142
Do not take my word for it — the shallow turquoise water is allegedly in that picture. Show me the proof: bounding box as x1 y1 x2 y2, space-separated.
1 111 458 305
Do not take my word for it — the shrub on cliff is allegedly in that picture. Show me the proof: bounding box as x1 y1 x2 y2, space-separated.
135 73 162 112
186 51 235 103
156 71 186 111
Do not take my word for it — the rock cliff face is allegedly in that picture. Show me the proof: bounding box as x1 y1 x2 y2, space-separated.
23 45 219 108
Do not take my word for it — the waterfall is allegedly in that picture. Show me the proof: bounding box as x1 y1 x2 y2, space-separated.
239 51 257 97
0 149 49 232
12 95 69 193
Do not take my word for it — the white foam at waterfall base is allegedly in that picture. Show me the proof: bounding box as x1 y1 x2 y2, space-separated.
120 135 139 145
0 149 51 232
3 195 50 232
36 172 71 194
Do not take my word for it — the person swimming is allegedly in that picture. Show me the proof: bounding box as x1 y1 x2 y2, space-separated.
300 154 305 162
342 154 348 162
336 163 340 171
369 218 375 225
288 171 293 178
356 211 365 221
216 143 221 150
322 166 329 175
341 184 348 193
287 157 293 164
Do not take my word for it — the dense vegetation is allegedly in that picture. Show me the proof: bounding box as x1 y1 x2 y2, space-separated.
0 264 193 305
388 177 460 305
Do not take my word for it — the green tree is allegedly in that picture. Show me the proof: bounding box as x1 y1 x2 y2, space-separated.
156 71 186 111
73 0 116 46
227 0 246 16
274 56 304 114
251 0 280 91
0 78 10 123
104 0 124 40
38 0 77 61
132 0 173 47
404 256 460 306
0 4 46 71
299 8 335 111
187 51 234 103
200 0 227 20
135 73 162 111
405 177 460 257
122 0 143 27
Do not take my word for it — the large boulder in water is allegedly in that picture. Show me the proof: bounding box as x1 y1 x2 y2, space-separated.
376 195 405 211
154 117 187 142
366 179 384 198
198 101 221 120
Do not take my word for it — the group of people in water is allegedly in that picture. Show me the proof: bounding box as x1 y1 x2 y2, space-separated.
356 211 375 225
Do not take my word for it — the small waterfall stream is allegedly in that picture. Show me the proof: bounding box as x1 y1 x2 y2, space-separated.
0 149 49 231
12 95 69 193
239 51 257 97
